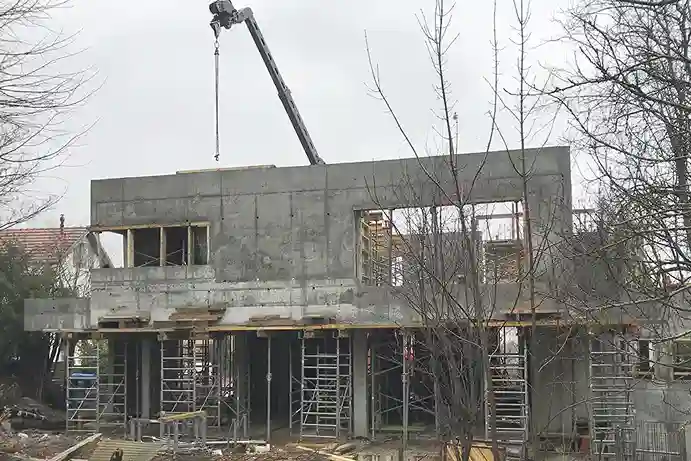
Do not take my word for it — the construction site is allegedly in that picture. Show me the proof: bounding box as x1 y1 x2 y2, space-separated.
12 2 691 461
19 139 690 461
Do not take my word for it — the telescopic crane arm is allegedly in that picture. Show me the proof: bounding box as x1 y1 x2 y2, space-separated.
209 0 325 165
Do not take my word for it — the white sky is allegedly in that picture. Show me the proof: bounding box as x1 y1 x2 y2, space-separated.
22 0 581 255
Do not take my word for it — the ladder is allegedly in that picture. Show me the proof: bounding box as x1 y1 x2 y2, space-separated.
485 328 529 444
300 333 352 438
160 339 196 416
97 341 127 430
589 331 635 459
66 340 99 432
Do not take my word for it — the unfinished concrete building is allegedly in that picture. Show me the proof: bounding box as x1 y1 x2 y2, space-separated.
22 146 689 459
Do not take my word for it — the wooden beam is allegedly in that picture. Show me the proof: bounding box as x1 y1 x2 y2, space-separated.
89 222 210 232
159 411 206 422
48 433 101 461
295 445 356 461
159 227 166 267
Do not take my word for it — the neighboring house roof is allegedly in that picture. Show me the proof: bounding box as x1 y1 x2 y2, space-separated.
0 227 89 266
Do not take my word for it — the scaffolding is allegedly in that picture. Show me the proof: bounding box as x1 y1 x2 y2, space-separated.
369 330 436 439
485 327 529 444
195 338 222 427
98 340 127 430
66 339 99 432
66 338 128 432
160 338 195 416
159 337 226 428
299 331 352 438
589 330 635 459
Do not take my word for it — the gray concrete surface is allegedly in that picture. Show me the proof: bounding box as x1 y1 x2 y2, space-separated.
27 146 576 330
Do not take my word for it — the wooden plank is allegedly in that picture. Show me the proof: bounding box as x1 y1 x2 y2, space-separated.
295 445 356 461
159 410 206 422
48 433 102 461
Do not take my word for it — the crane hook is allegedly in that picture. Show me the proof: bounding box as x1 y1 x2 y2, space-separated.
213 36 220 162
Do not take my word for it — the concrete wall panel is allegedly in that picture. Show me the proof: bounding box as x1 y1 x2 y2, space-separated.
24 298 91 331
36 147 575 328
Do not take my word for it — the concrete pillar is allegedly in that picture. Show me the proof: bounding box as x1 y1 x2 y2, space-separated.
141 338 152 419
655 341 675 382
352 329 369 437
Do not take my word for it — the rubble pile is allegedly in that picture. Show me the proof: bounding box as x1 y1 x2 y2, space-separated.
0 432 81 460
151 447 325 461
0 398 64 432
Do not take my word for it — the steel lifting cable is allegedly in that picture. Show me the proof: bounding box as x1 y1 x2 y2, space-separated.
214 37 221 162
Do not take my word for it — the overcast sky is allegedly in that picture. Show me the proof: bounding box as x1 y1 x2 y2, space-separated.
26 0 573 234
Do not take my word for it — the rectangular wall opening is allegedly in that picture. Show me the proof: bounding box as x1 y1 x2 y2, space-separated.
191 226 209 265
100 231 125 267
356 201 524 287
636 339 653 378
164 227 188 266
132 228 161 267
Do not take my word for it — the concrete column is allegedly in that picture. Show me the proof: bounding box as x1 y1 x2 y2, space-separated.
352 329 369 437
141 338 152 419
655 341 675 382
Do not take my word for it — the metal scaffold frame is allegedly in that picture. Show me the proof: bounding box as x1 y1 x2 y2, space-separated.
66 337 128 432
369 330 436 439
299 331 352 439
160 336 228 428
195 337 222 427
485 327 529 444
66 338 99 432
588 329 635 460
98 340 127 430
228 333 250 441
160 338 196 416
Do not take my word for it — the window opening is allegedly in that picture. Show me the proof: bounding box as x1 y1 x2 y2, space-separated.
636 339 653 377
673 340 691 380
357 202 523 287
132 228 161 267
191 226 209 265
164 227 188 266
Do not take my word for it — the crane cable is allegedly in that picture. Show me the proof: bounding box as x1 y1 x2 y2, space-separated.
214 37 221 162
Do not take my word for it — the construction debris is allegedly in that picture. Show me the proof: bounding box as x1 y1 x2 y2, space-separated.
47 434 101 461
294 445 356 461
88 439 162 461
0 398 64 432
0 432 93 461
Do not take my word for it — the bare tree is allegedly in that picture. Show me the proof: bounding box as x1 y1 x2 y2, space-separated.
0 0 96 230
538 0 691 455
550 0 691 329
362 0 570 459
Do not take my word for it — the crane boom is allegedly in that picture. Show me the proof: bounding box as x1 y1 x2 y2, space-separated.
209 1 325 165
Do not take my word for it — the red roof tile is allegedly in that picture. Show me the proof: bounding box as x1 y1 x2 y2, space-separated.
0 227 88 265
